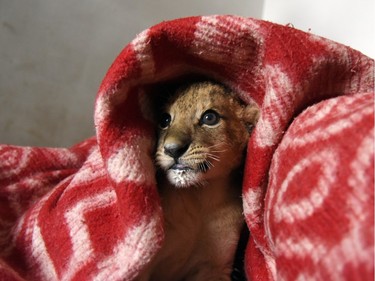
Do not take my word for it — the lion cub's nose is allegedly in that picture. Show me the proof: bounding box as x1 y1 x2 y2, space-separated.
164 141 190 159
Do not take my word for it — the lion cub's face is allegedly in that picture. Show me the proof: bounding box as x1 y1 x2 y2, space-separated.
156 82 259 187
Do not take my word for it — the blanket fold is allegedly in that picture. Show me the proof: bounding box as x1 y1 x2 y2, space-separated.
0 15 373 281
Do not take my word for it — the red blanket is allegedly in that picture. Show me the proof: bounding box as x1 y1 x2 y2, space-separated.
0 15 373 281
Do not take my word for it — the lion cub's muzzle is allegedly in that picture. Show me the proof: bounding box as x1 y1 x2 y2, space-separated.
163 135 193 170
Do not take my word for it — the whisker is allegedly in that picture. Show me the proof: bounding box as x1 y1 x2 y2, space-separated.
208 146 228 153
206 153 220 162
208 144 229 152
206 143 223 149
198 162 205 172
205 160 214 168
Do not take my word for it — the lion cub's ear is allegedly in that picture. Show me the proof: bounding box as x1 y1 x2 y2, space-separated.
240 104 260 133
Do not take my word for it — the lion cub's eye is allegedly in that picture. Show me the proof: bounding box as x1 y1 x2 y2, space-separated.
200 110 220 126
159 113 172 129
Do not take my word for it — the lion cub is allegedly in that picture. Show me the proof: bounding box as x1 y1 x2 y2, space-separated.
138 82 259 281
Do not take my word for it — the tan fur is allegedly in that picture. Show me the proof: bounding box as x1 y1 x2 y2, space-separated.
137 82 259 281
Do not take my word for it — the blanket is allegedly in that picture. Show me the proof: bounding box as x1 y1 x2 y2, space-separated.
0 15 373 281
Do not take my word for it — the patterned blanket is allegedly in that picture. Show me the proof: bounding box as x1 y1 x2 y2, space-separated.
0 15 373 281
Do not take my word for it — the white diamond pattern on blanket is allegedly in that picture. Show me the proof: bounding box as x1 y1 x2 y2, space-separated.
344 128 374 267
0 146 32 180
284 98 373 148
254 66 299 148
92 215 161 281
132 29 155 78
243 187 263 228
28 196 59 281
95 93 127 141
107 136 156 186
192 16 261 66
5 177 45 217
62 190 116 281
277 236 327 262
67 148 105 188
265 91 374 280
348 128 374 215
276 216 373 280
274 149 339 224
32 224 58 281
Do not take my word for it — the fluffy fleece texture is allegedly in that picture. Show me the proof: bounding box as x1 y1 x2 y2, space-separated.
0 15 373 281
